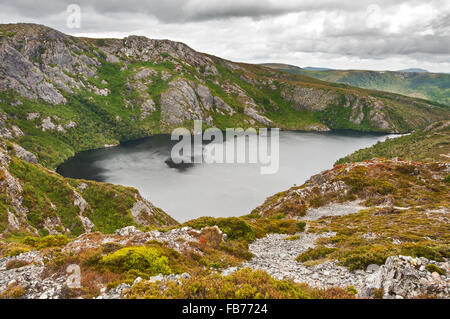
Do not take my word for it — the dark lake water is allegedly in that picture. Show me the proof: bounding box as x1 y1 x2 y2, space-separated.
57 131 399 222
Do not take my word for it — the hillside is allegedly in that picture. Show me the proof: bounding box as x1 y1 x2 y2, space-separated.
336 121 450 164
262 63 450 106
0 138 176 239
0 24 448 169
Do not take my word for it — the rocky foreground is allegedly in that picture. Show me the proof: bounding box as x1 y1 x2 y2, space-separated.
229 233 450 299
0 224 448 299
1 158 448 299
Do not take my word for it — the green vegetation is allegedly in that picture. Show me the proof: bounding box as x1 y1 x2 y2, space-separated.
0 142 176 237
336 122 450 164
5 259 30 270
284 235 300 241
296 246 337 263
0 283 26 299
308 206 450 270
125 268 354 299
101 246 171 276
183 215 305 243
425 264 446 275
22 235 70 249
261 158 449 220
255 159 449 270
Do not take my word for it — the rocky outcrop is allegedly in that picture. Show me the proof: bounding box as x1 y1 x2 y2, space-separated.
363 256 450 299
12 144 38 164
0 251 66 299
224 231 449 299
160 78 205 126
0 22 445 165
101 35 218 76
0 43 66 105
130 199 170 227
281 86 338 111
126 67 157 119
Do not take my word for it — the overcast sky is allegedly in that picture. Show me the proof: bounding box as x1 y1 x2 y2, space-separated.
1 0 449 72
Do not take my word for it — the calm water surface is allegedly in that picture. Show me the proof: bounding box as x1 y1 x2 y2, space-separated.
57 131 398 222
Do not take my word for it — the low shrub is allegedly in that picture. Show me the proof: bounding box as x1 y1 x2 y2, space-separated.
425 264 446 276
184 217 256 242
22 235 70 249
100 246 171 276
0 284 26 299
339 246 392 271
296 246 337 263
125 268 355 299
373 288 384 299
2 243 31 257
400 243 448 261
5 259 30 270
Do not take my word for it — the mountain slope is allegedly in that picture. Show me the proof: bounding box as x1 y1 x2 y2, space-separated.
0 138 176 238
262 63 450 106
0 24 448 169
336 121 450 164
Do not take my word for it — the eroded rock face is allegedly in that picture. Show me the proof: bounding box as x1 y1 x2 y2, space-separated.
41 117 56 131
130 199 166 226
12 144 38 164
160 78 207 126
0 43 66 105
363 256 450 299
281 86 339 111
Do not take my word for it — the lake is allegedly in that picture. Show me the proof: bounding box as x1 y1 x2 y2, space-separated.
57 131 398 222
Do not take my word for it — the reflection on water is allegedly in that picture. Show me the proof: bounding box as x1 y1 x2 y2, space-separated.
57 131 399 222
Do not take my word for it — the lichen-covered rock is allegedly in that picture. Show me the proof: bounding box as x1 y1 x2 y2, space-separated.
363 256 450 299
0 43 66 105
281 86 338 111
160 78 206 125
12 144 38 164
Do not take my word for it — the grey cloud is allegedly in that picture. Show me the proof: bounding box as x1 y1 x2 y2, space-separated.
0 0 449 71
1 0 432 22
283 35 450 57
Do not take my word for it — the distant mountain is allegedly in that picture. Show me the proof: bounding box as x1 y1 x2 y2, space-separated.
263 63 450 106
303 66 332 71
398 68 429 73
